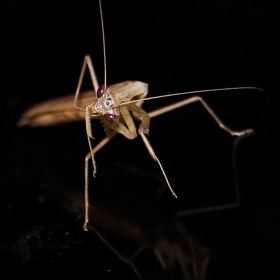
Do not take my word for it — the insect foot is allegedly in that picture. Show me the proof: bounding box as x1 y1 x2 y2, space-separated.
230 128 254 137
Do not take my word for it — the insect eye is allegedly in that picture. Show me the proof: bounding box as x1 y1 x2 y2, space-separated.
97 84 106 98
105 114 119 123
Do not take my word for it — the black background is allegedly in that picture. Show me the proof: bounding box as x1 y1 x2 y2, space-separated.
1 0 280 279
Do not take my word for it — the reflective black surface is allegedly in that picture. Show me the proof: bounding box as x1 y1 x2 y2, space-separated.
1 0 280 279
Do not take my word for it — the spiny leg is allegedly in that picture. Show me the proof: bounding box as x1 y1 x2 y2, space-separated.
148 96 253 136
74 55 99 111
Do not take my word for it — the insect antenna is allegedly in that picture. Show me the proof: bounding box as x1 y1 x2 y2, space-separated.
98 0 107 88
119 86 263 107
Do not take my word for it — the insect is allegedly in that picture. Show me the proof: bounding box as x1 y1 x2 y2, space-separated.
73 0 262 231
17 0 262 232
45 129 247 280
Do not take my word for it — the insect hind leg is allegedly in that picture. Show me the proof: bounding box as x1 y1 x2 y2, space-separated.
148 96 254 137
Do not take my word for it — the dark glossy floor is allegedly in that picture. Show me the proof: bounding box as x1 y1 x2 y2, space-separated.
1 1 280 279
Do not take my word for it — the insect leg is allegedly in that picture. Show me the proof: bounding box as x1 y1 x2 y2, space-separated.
74 55 99 111
139 133 177 198
127 103 177 198
148 96 253 136
84 131 118 231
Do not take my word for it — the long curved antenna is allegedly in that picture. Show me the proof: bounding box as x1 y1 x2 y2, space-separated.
98 0 107 88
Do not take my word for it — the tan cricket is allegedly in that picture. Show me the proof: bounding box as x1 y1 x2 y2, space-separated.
18 0 262 233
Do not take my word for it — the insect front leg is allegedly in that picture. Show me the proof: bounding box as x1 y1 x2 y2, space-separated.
127 103 150 134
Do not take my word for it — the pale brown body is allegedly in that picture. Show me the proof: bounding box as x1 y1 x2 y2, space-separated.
17 0 263 279
17 81 147 128
18 65 261 231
